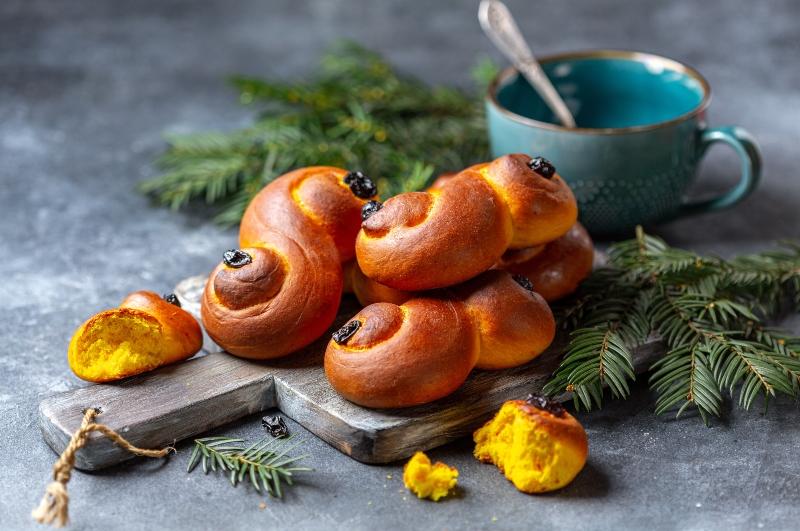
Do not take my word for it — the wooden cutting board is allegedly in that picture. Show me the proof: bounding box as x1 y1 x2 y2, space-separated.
39 275 664 471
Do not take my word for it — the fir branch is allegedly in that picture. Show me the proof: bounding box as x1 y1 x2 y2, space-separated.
542 325 636 411
142 41 491 223
187 436 311 496
547 227 800 423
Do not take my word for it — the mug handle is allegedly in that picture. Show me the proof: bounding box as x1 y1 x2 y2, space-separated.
677 126 762 217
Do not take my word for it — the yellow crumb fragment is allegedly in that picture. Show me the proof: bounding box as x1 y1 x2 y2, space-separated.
402 451 458 501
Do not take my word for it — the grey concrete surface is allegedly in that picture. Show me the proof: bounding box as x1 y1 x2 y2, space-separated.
1 0 799 529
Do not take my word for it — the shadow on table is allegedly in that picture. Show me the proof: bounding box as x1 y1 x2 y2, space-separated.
548 460 610 499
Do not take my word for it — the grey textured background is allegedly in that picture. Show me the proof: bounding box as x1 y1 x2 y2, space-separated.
1 0 799 529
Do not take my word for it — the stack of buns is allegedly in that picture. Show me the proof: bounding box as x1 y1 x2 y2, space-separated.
200 154 594 409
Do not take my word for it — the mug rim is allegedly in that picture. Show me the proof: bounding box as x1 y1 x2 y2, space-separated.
486 49 712 135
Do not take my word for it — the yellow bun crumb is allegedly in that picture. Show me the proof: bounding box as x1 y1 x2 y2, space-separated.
473 399 588 493
402 451 458 501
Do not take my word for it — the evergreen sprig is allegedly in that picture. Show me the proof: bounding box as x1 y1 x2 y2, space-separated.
187 436 311 496
141 41 497 225
544 227 800 423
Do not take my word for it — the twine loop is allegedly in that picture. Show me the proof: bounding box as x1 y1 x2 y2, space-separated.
32 408 174 528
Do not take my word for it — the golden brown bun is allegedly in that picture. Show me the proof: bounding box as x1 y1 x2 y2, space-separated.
355 154 577 290
473 398 588 493
324 270 555 408
358 174 513 291
324 299 479 408
496 223 594 302
456 270 555 370
477 154 577 248
68 291 202 383
202 167 373 360
239 166 368 263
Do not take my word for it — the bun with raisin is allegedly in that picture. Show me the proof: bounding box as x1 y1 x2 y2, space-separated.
325 271 555 408
201 167 376 360
355 154 577 291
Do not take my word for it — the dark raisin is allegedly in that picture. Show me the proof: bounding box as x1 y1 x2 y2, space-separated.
222 249 252 268
262 415 289 438
525 393 566 417
163 293 181 307
343 171 377 199
361 200 383 221
332 320 361 345
527 156 556 178
512 274 534 292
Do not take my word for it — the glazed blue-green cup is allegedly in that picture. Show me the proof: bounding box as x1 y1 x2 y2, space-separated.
486 50 761 236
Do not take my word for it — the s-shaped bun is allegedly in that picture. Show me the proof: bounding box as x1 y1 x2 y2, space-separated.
355 154 577 291
201 167 376 360
325 270 555 408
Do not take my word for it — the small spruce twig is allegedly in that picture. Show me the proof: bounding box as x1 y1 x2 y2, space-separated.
187 436 311 496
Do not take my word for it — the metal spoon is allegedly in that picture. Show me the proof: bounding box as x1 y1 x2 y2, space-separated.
478 0 576 128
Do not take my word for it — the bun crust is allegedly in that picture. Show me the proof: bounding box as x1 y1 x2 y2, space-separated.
497 223 594 302
324 300 479 408
358 175 513 291
355 154 577 290
202 166 372 360
324 270 555 408
457 271 555 370
345 260 414 307
119 291 203 354
478 154 577 248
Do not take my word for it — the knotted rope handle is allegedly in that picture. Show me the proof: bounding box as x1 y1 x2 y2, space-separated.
32 408 175 528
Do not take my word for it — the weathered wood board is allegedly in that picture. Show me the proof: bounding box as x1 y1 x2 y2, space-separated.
39 275 664 470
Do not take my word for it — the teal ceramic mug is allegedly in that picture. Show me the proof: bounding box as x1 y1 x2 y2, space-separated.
485 50 761 236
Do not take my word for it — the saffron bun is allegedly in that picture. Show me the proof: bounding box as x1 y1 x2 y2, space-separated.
473 397 588 493
324 298 478 408
201 167 376 360
455 271 555 370
324 270 555 408
346 221 593 307
495 223 594 302
355 154 577 291
68 291 202 383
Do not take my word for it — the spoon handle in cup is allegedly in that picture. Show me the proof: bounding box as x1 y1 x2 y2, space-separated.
478 0 576 128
